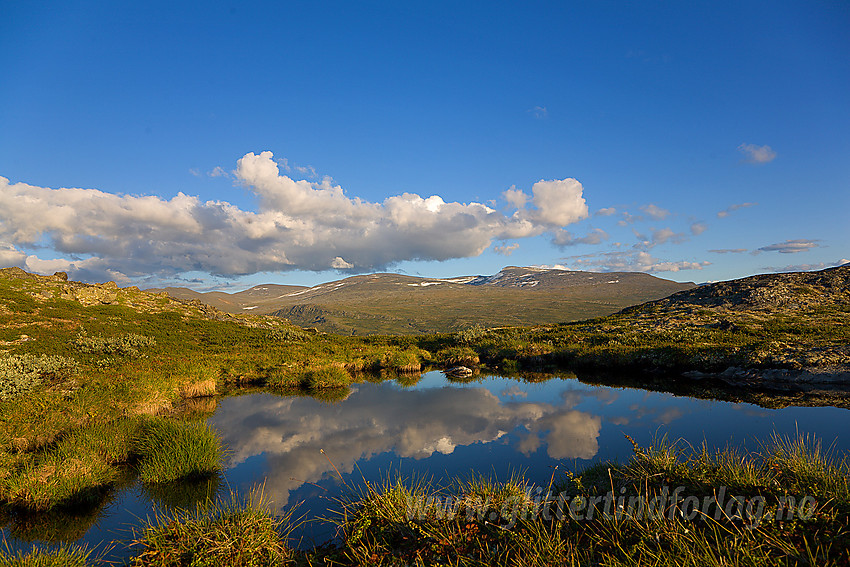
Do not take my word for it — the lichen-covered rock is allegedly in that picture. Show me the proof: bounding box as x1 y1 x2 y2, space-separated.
73 285 119 306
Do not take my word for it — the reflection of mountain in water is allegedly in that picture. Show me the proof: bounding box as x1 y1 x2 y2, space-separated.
209 383 602 507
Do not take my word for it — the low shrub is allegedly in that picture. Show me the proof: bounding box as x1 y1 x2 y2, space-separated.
71 333 156 357
456 324 487 344
0 354 78 400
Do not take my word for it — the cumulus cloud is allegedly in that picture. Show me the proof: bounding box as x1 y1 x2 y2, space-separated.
717 202 757 218
563 250 710 273
208 166 229 178
0 243 26 268
502 186 528 209
522 178 589 226
738 143 776 164
0 151 591 282
757 239 820 254
330 257 354 269
595 207 616 216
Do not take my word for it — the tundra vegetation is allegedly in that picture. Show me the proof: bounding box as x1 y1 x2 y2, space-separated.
0 265 848 564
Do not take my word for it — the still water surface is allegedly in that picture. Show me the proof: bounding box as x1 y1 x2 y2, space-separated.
3 371 847 557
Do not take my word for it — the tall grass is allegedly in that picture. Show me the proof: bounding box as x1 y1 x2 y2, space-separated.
131 490 293 567
133 417 223 483
0 420 138 510
0 544 92 567
326 435 850 566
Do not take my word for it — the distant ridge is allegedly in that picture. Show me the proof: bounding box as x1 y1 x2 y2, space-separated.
149 267 695 335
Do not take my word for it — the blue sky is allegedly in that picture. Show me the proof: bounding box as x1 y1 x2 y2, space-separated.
1 1 847 290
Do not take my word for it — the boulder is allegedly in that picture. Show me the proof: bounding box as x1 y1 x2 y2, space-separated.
445 366 474 377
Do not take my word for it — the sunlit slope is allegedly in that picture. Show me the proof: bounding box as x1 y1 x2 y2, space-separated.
152 267 695 334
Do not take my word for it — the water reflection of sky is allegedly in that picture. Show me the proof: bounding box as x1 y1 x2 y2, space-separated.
210 372 849 545
3 372 848 556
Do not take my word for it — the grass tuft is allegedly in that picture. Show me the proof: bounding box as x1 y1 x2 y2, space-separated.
131 490 292 567
133 418 223 483
0 544 92 567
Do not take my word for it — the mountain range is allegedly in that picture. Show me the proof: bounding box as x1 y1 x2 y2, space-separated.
148 266 695 335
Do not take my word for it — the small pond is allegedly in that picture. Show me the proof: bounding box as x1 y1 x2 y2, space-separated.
2 371 848 559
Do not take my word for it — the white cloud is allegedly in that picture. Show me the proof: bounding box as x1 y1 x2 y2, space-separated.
708 248 747 254
631 227 686 250
595 207 616 216
762 259 849 273
524 178 589 226
618 211 643 225
529 106 548 119
649 227 686 247
330 257 354 269
738 143 776 164
717 202 757 218
639 204 670 220
552 228 608 247
208 166 228 178
758 239 819 254
494 243 520 256
502 186 528 209
0 152 592 282
563 250 710 273
690 222 707 235
0 243 26 268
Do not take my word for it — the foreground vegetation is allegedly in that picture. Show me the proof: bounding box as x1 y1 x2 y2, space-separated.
4 435 847 566
0 266 847 563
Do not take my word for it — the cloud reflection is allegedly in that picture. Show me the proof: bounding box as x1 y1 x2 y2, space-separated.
210 383 602 507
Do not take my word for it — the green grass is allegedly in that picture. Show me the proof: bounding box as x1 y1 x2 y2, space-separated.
320 434 850 566
0 544 92 567
130 490 293 567
133 417 223 483
1 264 848 560
2 435 847 566
304 365 352 389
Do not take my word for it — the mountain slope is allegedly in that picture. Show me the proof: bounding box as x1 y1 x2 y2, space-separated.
150 267 695 334
468 265 849 392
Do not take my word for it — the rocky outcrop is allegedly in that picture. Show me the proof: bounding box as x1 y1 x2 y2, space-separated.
63 281 119 306
0 267 68 283
627 265 850 314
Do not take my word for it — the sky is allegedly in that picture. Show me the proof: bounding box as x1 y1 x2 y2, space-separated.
1 1 848 290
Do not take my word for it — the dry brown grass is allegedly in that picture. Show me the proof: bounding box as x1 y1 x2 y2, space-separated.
178 379 217 399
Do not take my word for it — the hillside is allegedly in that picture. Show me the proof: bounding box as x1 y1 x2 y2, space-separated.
463 265 850 393
149 266 695 334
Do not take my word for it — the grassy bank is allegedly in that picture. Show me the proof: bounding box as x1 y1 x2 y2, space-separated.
0 272 432 513
3 435 846 566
